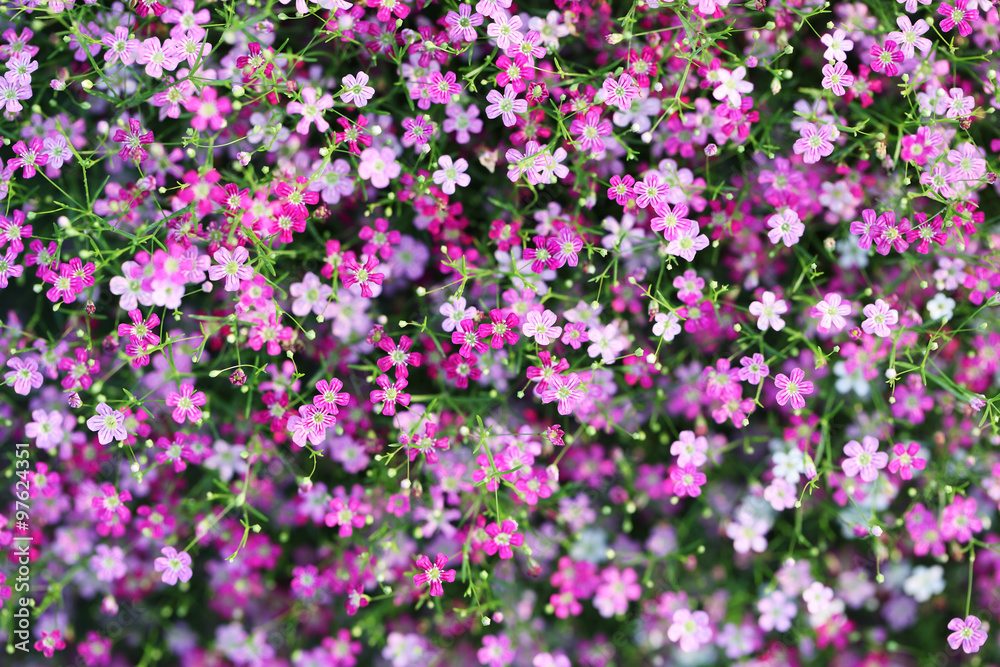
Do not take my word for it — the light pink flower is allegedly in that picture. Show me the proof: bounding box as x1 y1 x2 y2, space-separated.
861 299 898 338
842 436 888 483
86 402 128 445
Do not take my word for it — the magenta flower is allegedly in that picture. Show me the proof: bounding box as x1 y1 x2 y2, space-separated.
86 402 128 445
209 246 253 291
325 497 368 537
34 631 66 658
117 309 161 349
671 464 707 497
153 547 193 586
482 519 524 559
9 138 48 178
369 375 411 416
869 40 904 77
377 335 422 379
773 368 814 410
453 318 489 358
340 253 384 298
842 436 888 483
947 616 988 653
165 384 207 424
887 442 927 480
413 553 456 596
938 0 978 36
478 308 520 349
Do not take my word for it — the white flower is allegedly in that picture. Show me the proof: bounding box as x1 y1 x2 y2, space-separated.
772 448 805 484
926 293 956 322
903 565 945 602
833 360 871 397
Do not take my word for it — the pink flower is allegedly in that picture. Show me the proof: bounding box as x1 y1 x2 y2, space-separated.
102 26 140 65
593 566 641 617
485 85 527 127
861 299 898 338
748 291 788 332
738 353 769 385
136 36 179 78
86 402 128 445
671 431 709 467
165 383 207 424
668 609 713 653
671 464 707 497
602 72 640 111
340 71 375 107
541 372 585 415
483 519 524 559
842 436 888 483
570 108 612 154
413 553 456 596
947 616 988 653
812 293 852 332
766 209 804 247
792 123 834 164
153 547 193 586
773 368 814 410
651 203 693 241
634 173 670 209
665 224 709 261
209 246 253 291
478 634 516 667
357 147 400 188
821 62 854 96
5 356 42 395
